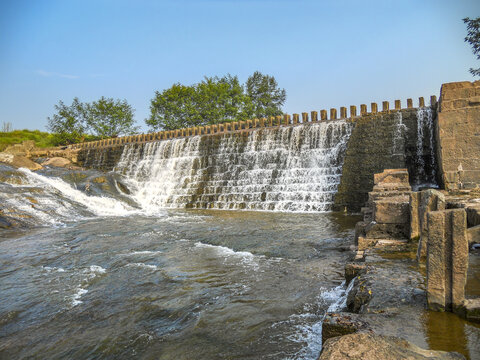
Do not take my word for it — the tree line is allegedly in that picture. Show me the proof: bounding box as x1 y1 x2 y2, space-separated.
47 71 286 144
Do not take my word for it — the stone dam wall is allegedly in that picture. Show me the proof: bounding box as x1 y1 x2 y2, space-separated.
72 96 439 212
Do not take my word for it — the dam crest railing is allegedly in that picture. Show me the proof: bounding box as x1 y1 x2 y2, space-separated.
68 96 437 150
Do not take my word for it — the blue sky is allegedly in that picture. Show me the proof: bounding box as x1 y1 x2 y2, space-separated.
1 0 479 132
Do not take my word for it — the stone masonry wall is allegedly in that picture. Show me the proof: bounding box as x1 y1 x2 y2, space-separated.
75 98 437 211
437 80 480 190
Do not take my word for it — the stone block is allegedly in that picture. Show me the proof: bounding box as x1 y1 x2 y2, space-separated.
345 263 367 285
358 236 377 250
410 192 420 240
458 299 480 323
467 225 480 246
373 200 409 224
373 168 409 186
321 313 370 344
466 205 480 227
427 209 468 312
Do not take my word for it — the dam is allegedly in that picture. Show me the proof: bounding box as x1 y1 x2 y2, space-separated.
72 97 440 212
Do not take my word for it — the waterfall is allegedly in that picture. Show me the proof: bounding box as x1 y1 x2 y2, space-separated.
414 107 437 189
393 111 407 156
115 121 353 212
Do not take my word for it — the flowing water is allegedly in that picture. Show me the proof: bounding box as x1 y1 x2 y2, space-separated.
414 108 438 189
0 165 359 359
115 121 352 213
0 114 447 359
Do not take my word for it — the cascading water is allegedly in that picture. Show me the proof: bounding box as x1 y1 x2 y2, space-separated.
115 120 353 213
414 107 438 189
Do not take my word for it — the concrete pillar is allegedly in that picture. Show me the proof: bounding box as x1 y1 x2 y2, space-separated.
283 114 290 125
238 121 244 129
275 115 282 126
231 122 237 131
254 118 260 127
419 97 425 108
311 111 318 122
246 120 252 129
395 100 401 110
407 98 413 108
427 209 468 312
268 116 274 126
382 101 389 112
302 112 308 123
340 107 347 119
360 104 367 115
430 95 437 107
350 106 357 117
292 113 299 124
330 108 337 119
260 118 266 127
320 110 327 121
371 103 378 114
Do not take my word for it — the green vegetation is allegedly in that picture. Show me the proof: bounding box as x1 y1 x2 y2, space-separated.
463 17 480 77
146 71 286 131
0 129 99 151
0 129 57 151
47 97 138 144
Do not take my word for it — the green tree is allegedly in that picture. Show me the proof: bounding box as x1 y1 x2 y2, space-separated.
245 71 286 118
146 72 285 131
195 75 252 125
47 97 88 144
463 17 480 77
87 97 137 138
146 84 200 131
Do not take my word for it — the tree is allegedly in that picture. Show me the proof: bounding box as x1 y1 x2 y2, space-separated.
195 75 252 125
146 84 200 131
463 17 480 77
86 97 138 138
245 71 286 118
146 72 286 131
47 97 88 144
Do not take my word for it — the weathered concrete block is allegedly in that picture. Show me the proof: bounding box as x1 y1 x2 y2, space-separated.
458 299 480 323
410 192 420 240
416 189 446 261
373 168 409 186
358 236 377 250
373 199 409 224
345 263 367 285
427 209 468 312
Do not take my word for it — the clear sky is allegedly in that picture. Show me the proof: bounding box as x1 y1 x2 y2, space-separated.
1 0 479 132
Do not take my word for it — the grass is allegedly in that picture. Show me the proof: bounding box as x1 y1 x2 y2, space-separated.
0 129 57 151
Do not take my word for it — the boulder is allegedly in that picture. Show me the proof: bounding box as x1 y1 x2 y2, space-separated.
0 153 42 171
344 263 367 285
42 157 72 168
319 332 465 359
322 313 370 344
458 298 480 323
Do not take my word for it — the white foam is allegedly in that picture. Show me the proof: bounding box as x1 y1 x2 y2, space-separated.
71 287 88 306
130 250 163 255
127 263 158 271
42 266 66 273
18 168 139 217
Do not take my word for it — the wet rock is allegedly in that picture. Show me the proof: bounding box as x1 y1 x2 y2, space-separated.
457 298 480 323
93 176 107 183
42 157 72 168
116 181 131 195
319 332 465 359
467 224 480 247
0 153 42 171
346 276 372 313
322 312 371 343
344 263 367 285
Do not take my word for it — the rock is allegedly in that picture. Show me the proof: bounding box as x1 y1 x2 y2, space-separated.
373 169 410 186
322 313 371 344
466 205 480 227
373 198 410 224
92 176 107 183
357 236 377 251
0 153 42 171
457 298 480 323
116 181 131 195
319 332 465 359
345 263 367 285
416 189 446 261
467 224 480 246
346 276 372 313
427 209 468 312
42 157 72 168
